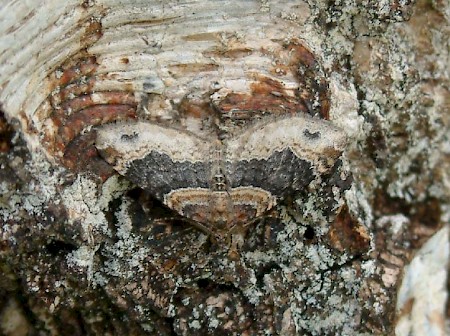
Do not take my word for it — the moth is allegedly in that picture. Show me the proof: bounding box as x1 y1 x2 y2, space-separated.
96 114 347 255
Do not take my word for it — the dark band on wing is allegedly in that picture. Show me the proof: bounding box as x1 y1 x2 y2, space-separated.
226 147 314 198
124 150 211 199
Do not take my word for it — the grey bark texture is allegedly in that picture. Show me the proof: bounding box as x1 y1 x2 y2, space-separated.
0 1 448 335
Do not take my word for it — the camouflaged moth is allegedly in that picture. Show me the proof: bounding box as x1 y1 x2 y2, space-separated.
96 114 347 253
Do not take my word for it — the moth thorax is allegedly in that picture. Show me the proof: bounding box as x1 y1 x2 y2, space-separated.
211 171 227 191
210 142 228 192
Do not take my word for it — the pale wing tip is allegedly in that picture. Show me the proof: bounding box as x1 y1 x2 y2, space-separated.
95 122 144 172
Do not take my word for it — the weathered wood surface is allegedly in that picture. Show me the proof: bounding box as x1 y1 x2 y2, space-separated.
0 1 448 335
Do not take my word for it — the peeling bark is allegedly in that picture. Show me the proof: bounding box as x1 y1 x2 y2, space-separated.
0 1 448 335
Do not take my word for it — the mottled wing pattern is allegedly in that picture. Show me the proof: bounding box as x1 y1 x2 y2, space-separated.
225 115 347 200
95 121 212 200
95 116 347 233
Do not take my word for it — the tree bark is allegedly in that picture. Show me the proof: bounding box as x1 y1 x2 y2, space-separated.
0 1 448 335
